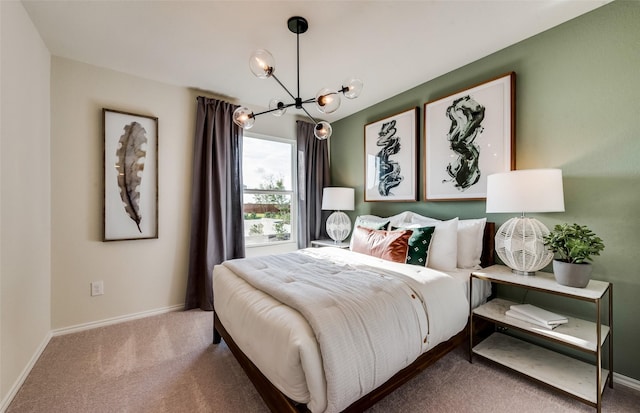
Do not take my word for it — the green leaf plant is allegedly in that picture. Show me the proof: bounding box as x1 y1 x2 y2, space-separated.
543 223 605 264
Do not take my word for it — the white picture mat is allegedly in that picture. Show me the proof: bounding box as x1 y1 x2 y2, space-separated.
424 74 513 200
364 107 417 201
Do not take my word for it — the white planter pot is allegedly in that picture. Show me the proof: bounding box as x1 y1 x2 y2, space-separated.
552 260 593 288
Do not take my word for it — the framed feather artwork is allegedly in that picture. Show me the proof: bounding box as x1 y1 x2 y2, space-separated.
103 108 158 241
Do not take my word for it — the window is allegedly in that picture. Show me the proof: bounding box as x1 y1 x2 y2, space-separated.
242 134 296 246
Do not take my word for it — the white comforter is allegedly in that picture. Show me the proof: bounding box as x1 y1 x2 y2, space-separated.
214 248 479 412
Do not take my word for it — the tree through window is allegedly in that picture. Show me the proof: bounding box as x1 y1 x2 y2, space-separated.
242 135 296 246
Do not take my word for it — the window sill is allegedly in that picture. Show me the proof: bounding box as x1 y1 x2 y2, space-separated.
244 241 298 258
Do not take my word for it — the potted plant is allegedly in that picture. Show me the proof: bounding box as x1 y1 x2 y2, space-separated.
543 223 605 288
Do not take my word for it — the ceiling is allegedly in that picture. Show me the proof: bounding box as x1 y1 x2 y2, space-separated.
22 0 609 122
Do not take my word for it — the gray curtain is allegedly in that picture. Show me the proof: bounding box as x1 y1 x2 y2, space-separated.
296 120 330 248
185 96 245 311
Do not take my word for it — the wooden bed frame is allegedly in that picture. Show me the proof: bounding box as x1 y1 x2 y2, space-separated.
213 222 495 413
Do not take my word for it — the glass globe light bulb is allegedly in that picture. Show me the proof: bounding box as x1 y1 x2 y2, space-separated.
342 77 363 99
232 106 255 129
249 49 275 79
269 99 287 117
315 88 341 114
314 121 332 140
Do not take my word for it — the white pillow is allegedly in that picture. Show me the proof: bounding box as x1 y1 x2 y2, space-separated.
409 214 486 269
387 211 422 228
352 212 483 270
408 212 437 224
457 218 487 269
352 215 389 228
422 217 458 271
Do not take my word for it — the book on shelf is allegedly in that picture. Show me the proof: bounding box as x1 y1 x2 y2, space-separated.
505 309 561 330
509 303 568 325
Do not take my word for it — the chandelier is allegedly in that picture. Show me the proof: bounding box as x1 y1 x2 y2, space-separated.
232 16 363 140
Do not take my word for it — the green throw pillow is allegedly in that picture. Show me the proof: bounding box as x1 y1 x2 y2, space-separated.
392 225 435 267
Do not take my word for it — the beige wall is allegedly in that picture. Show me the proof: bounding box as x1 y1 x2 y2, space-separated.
50 58 300 329
50 57 194 328
1 8 300 403
0 0 52 405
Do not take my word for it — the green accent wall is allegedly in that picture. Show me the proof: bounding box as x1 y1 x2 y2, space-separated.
330 1 640 381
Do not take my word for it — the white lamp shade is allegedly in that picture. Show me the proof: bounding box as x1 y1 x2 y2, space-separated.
322 187 354 211
486 169 565 213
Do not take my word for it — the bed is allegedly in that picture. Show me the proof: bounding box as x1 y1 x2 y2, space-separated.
213 212 495 413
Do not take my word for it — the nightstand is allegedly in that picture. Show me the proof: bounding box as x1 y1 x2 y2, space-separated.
310 239 350 249
469 264 613 412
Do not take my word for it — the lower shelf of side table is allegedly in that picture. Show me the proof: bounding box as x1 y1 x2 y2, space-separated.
473 333 609 405
474 298 609 352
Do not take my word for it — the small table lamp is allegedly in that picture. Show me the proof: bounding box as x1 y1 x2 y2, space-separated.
486 169 565 275
321 187 355 243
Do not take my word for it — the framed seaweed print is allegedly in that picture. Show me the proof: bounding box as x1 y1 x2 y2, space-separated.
424 72 515 201
364 107 418 202
103 108 158 241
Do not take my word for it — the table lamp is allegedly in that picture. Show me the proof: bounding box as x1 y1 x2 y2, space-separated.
321 187 355 243
486 169 565 275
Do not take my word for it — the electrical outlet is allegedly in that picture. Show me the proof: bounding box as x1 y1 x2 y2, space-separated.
91 281 104 296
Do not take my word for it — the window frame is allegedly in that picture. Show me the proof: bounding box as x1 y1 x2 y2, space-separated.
242 132 297 248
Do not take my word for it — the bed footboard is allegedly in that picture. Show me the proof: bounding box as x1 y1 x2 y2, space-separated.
213 312 221 344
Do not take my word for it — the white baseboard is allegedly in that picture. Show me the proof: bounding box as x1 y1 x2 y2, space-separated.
614 372 640 392
52 303 184 336
0 331 52 413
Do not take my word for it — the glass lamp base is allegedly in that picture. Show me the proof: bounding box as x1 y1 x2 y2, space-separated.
511 269 537 276
495 216 553 275
326 211 351 243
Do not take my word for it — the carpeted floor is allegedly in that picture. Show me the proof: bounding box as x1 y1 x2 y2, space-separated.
7 310 639 412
